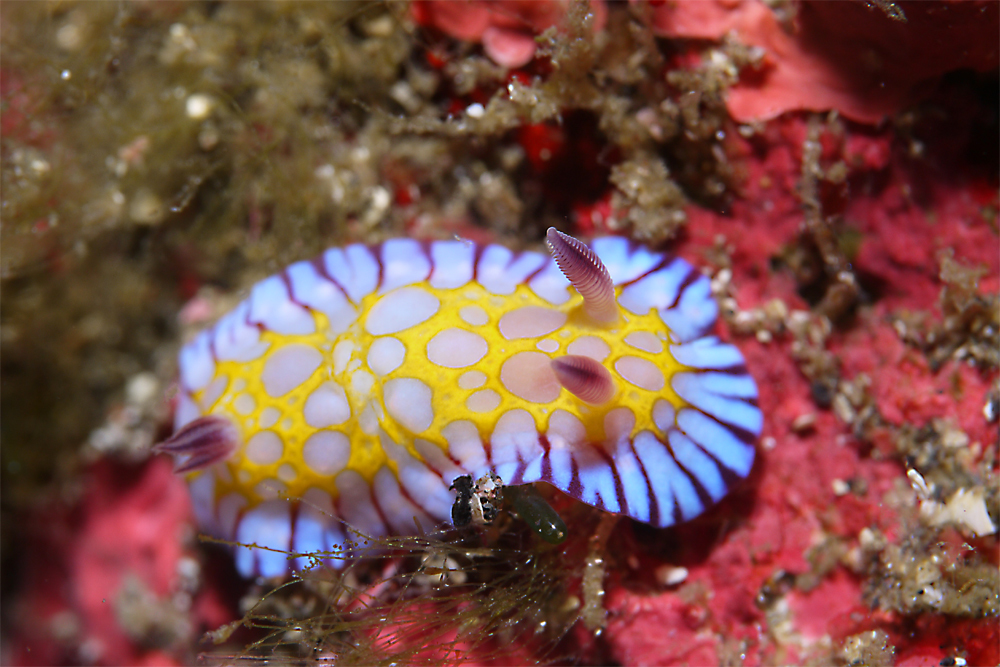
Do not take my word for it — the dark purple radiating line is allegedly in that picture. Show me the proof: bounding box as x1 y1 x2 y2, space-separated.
566 451 583 500
372 244 385 292
668 267 702 311
288 500 301 558
394 477 440 528
615 255 674 289
628 437 660 526
378 241 431 293
662 434 716 511
523 250 549 283
470 243 487 282
309 255 352 304
678 409 755 487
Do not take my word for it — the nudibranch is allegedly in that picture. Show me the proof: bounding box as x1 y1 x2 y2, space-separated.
157 229 761 578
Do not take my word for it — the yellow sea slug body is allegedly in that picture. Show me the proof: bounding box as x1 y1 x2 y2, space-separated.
159 230 762 577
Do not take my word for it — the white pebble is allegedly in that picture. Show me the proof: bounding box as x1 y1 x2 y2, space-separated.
186 93 215 120
655 565 688 587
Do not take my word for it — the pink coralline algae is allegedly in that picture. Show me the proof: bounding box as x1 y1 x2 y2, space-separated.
412 0 607 69
583 102 999 665
8 459 233 666
649 0 1000 123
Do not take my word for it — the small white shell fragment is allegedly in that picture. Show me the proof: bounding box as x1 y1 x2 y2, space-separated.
186 93 216 119
922 487 997 537
791 412 817 433
655 565 689 587
907 468 933 500
129 188 165 226
831 479 850 496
